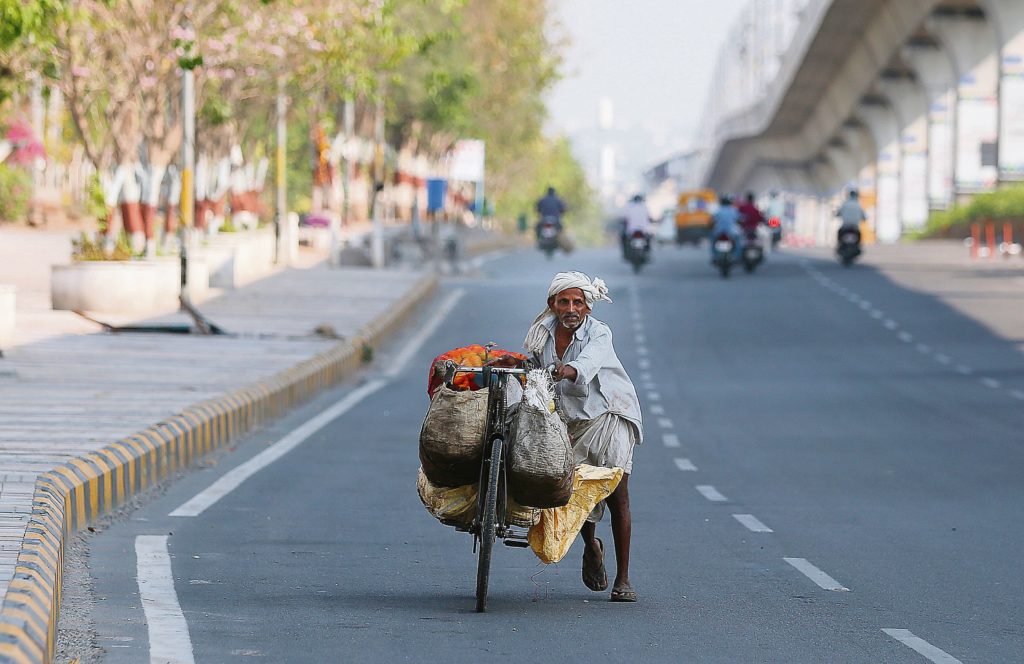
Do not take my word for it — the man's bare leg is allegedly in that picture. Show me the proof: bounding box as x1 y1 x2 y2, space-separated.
580 518 606 590
606 474 634 599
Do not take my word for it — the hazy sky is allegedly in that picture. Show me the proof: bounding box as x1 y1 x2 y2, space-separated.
546 0 750 162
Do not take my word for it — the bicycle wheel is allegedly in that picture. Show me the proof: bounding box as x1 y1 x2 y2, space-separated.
475 437 502 613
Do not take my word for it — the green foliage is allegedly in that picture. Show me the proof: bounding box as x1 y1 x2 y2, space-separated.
919 185 1024 238
0 163 31 222
71 231 132 261
0 0 65 49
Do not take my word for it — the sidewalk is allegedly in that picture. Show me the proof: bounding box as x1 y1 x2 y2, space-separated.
0 225 465 663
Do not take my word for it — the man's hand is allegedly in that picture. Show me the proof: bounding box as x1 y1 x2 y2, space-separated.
486 354 523 368
553 363 577 382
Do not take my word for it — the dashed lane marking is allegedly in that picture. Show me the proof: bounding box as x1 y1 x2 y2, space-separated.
884 320 898 330
662 433 680 448
898 332 914 343
635 334 647 344
871 310 884 319
955 365 974 376
639 372 653 382
638 359 651 370
657 417 674 429
882 629 963 664
916 343 931 354
696 485 727 502
935 353 951 365
647 391 661 401
673 457 697 471
980 377 1001 389
136 535 196 664
650 404 665 415
783 557 849 591
1010 389 1024 401
636 345 649 356
733 514 773 533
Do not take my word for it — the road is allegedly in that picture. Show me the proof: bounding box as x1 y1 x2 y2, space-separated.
76 245 1024 663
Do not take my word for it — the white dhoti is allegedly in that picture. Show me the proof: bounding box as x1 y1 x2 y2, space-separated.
567 413 638 522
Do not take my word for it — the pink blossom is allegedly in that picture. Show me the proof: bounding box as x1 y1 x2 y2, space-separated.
170 26 195 41
245 66 257 77
71 66 91 78
267 44 285 58
207 38 226 52
139 75 157 89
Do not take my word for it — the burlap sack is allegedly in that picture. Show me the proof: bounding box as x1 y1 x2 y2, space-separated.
416 468 539 528
419 386 488 487
508 401 574 508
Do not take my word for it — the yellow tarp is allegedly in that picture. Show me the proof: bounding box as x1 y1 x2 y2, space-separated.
528 464 623 564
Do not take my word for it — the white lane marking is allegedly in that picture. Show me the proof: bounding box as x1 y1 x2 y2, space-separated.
955 365 973 376
171 288 466 517
673 458 697 471
642 382 657 391
635 334 647 344
1010 390 1024 401
980 377 1001 389
640 372 653 382
170 378 388 517
657 417 674 429
696 485 727 502
636 345 649 356
647 391 661 401
638 358 651 370
136 536 196 664
916 343 931 354
935 353 951 365
733 514 773 533
650 404 665 415
882 629 963 664
884 320 898 330
662 433 680 448
898 332 914 343
859 301 872 311
384 289 464 378
871 310 884 319
848 294 860 303
783 557 849 591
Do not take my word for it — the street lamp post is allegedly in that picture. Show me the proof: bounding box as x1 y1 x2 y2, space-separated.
179 44 196 305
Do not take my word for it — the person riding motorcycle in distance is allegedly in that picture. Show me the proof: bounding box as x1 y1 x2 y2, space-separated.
621 194 652 257
535 186 567 238
835 189 866 244
736 192 764 236
709 195 743 260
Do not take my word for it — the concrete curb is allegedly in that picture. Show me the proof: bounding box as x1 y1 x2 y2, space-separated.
0 272 439 664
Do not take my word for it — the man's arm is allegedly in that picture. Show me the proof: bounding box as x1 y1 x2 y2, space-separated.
563 326 615 386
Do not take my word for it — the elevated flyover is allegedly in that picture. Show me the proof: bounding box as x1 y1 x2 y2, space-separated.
697 0 1024 243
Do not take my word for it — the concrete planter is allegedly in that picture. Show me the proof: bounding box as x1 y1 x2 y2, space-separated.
51 259 208 314
197 228 276 289
0 285 14 350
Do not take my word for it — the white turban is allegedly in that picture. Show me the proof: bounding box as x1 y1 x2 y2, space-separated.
523 271 612 354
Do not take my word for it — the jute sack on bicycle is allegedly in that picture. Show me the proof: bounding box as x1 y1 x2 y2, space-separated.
508 370 574 508
419 385 488 487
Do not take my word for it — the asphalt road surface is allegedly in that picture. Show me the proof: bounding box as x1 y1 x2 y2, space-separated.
80 245 1024 663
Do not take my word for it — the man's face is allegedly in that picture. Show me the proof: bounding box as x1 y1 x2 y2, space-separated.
549 288 591 331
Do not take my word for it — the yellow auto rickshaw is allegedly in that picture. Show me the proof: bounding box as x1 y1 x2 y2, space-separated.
674 189 719 245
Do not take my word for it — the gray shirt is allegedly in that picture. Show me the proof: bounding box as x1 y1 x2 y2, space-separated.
530 315 643 443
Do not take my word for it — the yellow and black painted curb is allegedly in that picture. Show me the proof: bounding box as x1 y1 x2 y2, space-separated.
0 274 438 664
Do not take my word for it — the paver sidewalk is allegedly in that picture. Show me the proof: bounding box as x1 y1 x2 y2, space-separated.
0 228 438 604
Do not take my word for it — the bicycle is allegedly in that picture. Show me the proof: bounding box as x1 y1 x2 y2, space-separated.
440 360 535 613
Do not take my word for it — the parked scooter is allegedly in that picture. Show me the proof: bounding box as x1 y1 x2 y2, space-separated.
711 232 736 278
741 231 764 273
536 216 560 258
624 230 651 273
836 227 862 267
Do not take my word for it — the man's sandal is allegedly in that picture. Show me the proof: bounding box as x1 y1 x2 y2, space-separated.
610 585 638 602
582 538 608 592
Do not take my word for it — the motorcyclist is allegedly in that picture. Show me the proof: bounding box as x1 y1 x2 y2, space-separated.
736 192 764 235
709 195 743 261
835 189 866 243
535 186 566 238
621 194 652 257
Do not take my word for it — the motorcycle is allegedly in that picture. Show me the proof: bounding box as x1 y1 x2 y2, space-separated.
767 217 782 249
741 231 764 273
836 228 862 267
711 232 736 279
624 230 651 273
537 217 560 258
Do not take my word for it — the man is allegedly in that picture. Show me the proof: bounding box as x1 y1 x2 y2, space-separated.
709 195 743 260
621 194 652 257
535 186 566 237
737 192 764 235
523 271 643 602
835 189 866 243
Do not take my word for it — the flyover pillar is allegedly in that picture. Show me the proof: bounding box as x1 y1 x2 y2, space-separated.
858 102 902 243
878 78 930 230
840 124 879 238
903 44 957 209
931 14 1001 195
985 0 1024 181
